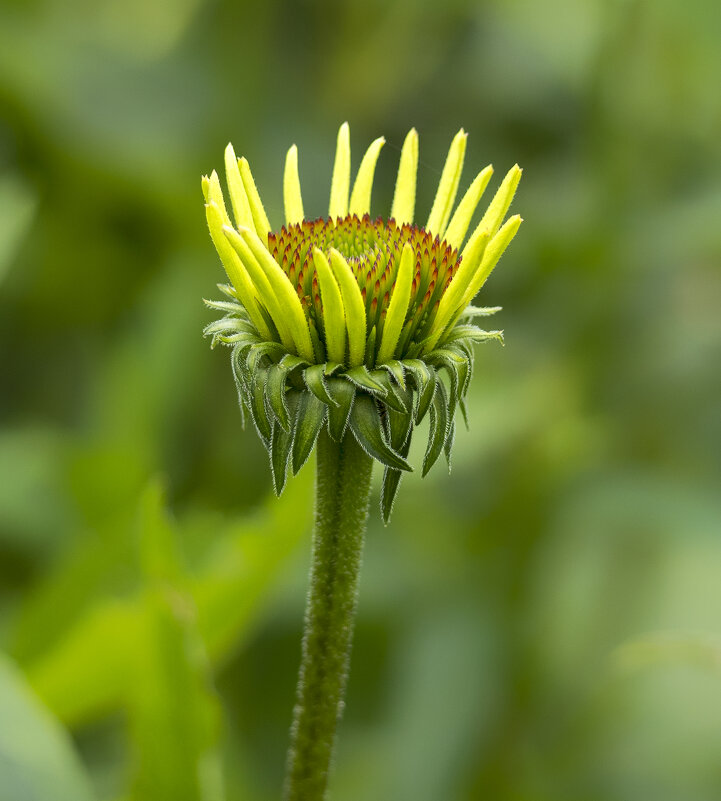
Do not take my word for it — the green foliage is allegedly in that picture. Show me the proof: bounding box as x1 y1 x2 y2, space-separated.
0 655 95 801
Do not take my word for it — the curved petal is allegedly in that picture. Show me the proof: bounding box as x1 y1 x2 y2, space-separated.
224 143 254 231
426 129 467 237
443 164 494 250
238 227 315 361
349 136 385 217
238 157 272 242
312 249 346 364
329 248 366 367
391 128 418 225
377 243 413 364
283 144 304 225
329 122 351 219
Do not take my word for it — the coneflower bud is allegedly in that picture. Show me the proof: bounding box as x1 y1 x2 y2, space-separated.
202 124 522 521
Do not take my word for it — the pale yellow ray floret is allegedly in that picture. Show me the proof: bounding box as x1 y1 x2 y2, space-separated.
426 128 467 238
328 249 367 367
284 144 304 225
236 227 315 362
238 157 272 242
428 212 522 350
428 228 492 350
463 163 523 254
377 242 414 364
311 249 346 364
443 164 494 250
329 122 351 219
222 225 295 351
224 144 255 231
459 214 523 310
204 199 269 339
390 128 418 225
348 136 385 217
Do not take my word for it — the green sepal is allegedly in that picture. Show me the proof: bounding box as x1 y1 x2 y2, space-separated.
364 325 377 368
413 366 437 425
450 340 475 396
326 377 356 441
247 341 287 373
422 381 449 477
345 365 387 397
402 357 430 384
459 305 502 319
386 396 414 452
291 392 327 474
207 326 258 350
279 353 309 390
280 353 309 372
444 325 504 346
348 394 412 472
368 370 407 413
303 364 338 407
380 432 412 525
203 297 245 315
266 363 291 431
382 359 406 389
270 392 300 495
230 342 252 396
427 347 468 413
217 282 239 301
203 316 257 338
213 331 257 347
444 418 455 472
308 318 326 364
231 342 259 428
459 397 470 430
248 369 272 444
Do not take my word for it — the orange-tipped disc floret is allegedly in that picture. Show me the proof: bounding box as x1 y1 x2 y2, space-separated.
268 215 458 363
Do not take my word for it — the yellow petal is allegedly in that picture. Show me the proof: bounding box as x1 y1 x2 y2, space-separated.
329 249 366 367
223 225 295 351
443 165 494 250
349 136 385 217
460 215 523 307
283 144 304 225
204 201 270 339
329 122 351 219
426 228 491 351
377 243 414 364
312 249 346 364
426 129 467 237
224 143 254 230
390 128 418 225
466 164 522 247
238 227 315 362
238 157 272 242
204 170 232 225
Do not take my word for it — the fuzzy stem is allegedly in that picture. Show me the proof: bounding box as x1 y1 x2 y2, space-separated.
284 429 374 801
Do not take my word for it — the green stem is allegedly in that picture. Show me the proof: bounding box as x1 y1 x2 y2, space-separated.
284 429 374 801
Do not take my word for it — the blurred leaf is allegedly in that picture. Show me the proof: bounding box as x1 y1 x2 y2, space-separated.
0 173 36 288
0 427 73 552
613 632 721 675
0 653 95 801
129 480 223 801
26 470 312 726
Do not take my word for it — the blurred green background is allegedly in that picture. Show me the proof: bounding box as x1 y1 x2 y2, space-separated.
1 0 720 799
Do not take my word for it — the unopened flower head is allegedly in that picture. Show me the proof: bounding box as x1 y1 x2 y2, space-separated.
202 123 522 520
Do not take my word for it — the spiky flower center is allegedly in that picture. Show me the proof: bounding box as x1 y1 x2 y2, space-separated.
268 214 459 362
